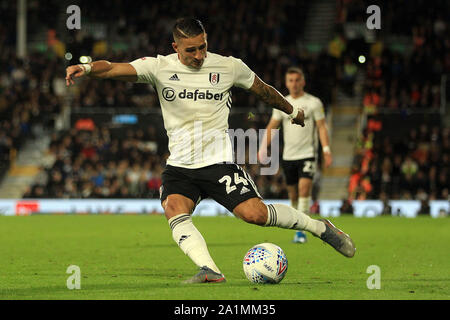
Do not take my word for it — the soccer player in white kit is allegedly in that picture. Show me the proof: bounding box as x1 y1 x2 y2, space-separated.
66 18 355 283
258 67 333 244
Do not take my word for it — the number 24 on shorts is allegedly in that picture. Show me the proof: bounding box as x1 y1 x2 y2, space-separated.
303 161 316 173
218 173 249 194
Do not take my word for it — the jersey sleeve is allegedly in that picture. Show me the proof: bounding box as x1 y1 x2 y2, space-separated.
230 57 255 89
312 98 325 121
129 57 159 85
271 108 284 121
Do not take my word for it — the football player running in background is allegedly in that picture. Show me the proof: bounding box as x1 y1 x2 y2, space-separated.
66 18 354 283
258 67 333 244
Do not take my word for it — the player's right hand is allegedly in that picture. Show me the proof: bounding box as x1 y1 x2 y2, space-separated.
65 65 85 86
290 108 305 127
257 149 268 164
323 152 333 168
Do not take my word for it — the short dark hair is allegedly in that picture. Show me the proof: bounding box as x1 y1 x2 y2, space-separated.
286 67 304 78
173 17 205 41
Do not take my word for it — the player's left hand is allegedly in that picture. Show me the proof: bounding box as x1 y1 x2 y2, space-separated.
323 152 333 168
290 108 305 126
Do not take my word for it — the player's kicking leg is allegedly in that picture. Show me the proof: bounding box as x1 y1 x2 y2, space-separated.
233 197 356 258
162 194 226 283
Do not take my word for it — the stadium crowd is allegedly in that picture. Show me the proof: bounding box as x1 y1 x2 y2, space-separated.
338 0 450 112
23 127 164 199
345 0 449 202
0 2 65 180
349 120 449 201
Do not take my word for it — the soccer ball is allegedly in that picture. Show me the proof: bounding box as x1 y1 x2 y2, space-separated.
243 243 288 284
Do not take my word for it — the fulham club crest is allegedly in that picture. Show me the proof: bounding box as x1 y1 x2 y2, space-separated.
209 72 220 85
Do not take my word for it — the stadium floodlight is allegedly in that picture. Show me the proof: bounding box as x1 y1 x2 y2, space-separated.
79 56 90 63
358 55 366 64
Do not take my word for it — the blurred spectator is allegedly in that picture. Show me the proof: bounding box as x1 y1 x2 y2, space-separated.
328 32 347 59
417 199 431 216
340 199 354 215
380 192 392 215
340 56 358 96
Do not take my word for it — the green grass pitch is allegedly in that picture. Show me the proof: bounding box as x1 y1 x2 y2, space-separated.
0 215 449 300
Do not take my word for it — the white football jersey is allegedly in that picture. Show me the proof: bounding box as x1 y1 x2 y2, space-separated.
130 52 255 169
271 93 325 160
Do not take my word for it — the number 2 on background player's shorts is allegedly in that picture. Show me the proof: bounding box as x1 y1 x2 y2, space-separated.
282 158 316 185
160 163 262 213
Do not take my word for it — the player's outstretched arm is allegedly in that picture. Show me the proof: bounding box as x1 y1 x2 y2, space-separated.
65 61 137 86
249 75 305 126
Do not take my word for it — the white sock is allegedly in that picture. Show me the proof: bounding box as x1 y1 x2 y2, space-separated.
169 214 221 274
298 197 311 214
265 203 325 236
290 199 298 210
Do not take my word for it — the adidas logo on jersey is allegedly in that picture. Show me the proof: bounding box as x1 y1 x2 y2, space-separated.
169 74 180 81
240 186 250 195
